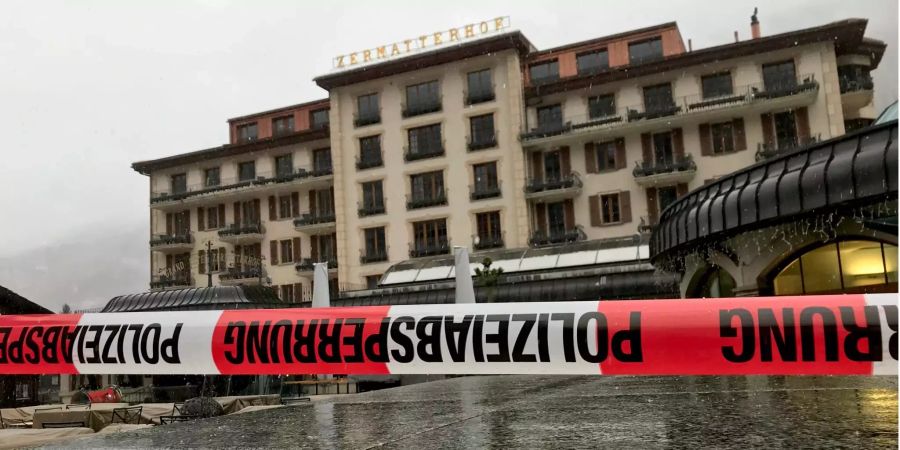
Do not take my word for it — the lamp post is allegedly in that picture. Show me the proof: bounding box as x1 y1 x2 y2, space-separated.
206 241 213 287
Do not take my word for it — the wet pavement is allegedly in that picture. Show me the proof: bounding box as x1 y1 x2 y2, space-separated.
58 375 896 449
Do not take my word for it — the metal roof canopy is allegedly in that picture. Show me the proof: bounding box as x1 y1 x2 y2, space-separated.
102 285 284 313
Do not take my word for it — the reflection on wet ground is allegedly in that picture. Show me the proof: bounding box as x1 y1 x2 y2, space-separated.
63 375 896 449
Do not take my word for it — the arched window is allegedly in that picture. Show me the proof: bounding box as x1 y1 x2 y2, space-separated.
695 267 736 298
773 240 897 295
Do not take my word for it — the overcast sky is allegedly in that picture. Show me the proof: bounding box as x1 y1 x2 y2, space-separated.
0 0 896 308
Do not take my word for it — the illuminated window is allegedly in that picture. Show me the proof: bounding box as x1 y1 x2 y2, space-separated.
772 240 897 295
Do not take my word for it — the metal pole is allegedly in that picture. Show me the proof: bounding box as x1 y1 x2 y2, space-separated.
206 241 213 287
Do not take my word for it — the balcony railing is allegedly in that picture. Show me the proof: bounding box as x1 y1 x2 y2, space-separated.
470 182 502 201
354 112 381 128
219 267 264 281
295 258 338 272
402 98 442 118
524 173 582 194
632 154 696 178
360 250 389 264
473 232 504 250
465 88 495 105
356 152 383 170
529 226 587 247
404 143 445 162
150 274 191 290
519 75 819 142
840 74 874 94
755 134 821 161
293 211 336 227
358 201 386 217
218 222 264 237
409 240 450 258
531 75 560 86
151 166 334 204
467 134 498 151
406 190 448 210
150 234 192 247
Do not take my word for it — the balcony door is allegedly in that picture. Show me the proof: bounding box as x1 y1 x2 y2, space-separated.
652 132 674 166
774 111 798 150
544 151 562 181
547 202 566 236
312 188 335 216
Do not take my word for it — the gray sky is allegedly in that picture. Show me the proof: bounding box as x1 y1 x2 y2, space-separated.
0 0 896 310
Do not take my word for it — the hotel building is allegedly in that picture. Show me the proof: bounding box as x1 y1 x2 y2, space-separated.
132 16 886 302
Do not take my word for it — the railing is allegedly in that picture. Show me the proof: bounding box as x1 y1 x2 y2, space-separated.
354 112 381 128
531 74 560 86
310 120 330 131
632 154 696 178
524 172 582 194
404 142 445 161
755 134 821 161
467 134 498 151
529 226 587 247
356 152 383 170
465 88 495 105
295 258 338 272
293 212 336 227
470 181 502 200
150 274 191 289
358 201 386 217
150 234 192 247
360 249 389 264
402 98 442 118
840 74 874 94
272 127 295 138
406 190 448 210
151 166 334 203
219 267 264 281
473 232 504 250
218 222 264 237
519 75 818 142
409 240 451 258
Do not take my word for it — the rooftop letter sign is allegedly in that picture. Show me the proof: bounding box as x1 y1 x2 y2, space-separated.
333 16 511 69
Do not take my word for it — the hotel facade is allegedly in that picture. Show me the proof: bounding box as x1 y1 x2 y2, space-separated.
132 16 886 302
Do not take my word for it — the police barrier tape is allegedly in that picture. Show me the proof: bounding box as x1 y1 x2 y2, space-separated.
0 294 896 376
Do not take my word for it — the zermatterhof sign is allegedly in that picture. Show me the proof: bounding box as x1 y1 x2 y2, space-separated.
333 16 511 69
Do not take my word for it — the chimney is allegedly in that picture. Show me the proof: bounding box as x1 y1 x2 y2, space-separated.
734 31 739 43
688 39 692 52
751 7 761 39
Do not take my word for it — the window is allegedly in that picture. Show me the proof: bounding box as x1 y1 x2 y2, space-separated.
272 115 294 136
278 195 292 219
238 161 256 181
657 186 678 212
410 171 444 201
171 210 190 235
412 219 448 255
358 135 382 169
280 240 294 263
547 202 567 235
360 180 384 215
588 94 616 119
313 148 332 174
773 241 898 295
838 65 873 93
773 111 798 149
543 150 562 181
310 109 329 129
762 61 797 92
171 173 187 194
473 162 499 196
577 50 609 75
275 154 293 178
710 122 735 154
407 124 442 158
628 37 662 65
596 141 618 171
364 227 387 261
280 285 294 302
476 211 502 248
237 123 258 142
316 234 337 261
365 275 381 289
204 168 220 187
206 207 219 229
314 188 335 215
701 72 733 99
537 104 563 130
529 60 559 84
601 194 621 224
466 69 494 104
652 132 674 166
643 83 675 113
469 114 495 149
199 247 225 273
405 80 440 116
356 93 380 126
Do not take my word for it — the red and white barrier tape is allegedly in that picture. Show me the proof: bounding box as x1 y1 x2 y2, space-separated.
0 294 895 375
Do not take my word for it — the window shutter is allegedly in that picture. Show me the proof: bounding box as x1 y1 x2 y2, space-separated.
589 195 601 226
218 205 225 227
310 237 319 260
291 193 300 217
165 213 173 235
293 237 301 262
535 203 547 233
199 250 206 274
760 113 774 146
795 107 810 142
559 146 571 175
563 199 575 229
672 128 684 159
732 118 746 151
620 191 632 223
293 283 302 303
646 187 658 224
677 183 689 197
531 152 543 180
640 133 652 163
615 138 627 170
197 208 205 231
270 240 279 265
233 202 241 225
268 196 277 221
218 247 226 271
699 124 712 156
584 142 597 174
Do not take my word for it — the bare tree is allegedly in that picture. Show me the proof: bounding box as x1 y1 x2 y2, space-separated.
61 303 72 314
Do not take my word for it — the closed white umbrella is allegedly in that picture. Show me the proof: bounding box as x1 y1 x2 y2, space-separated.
453 246 476 304
312 262 330 308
